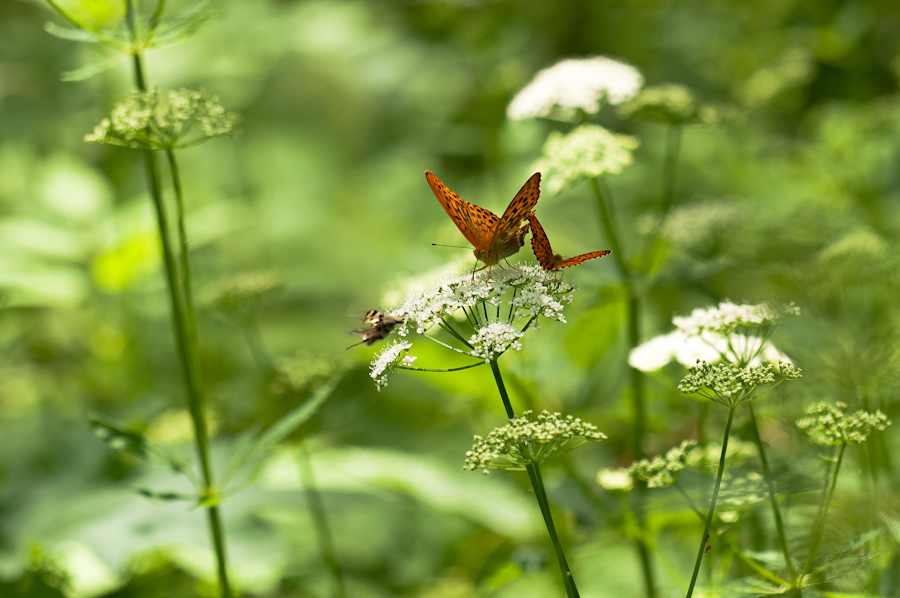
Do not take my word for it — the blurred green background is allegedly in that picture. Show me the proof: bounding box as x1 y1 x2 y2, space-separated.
2 0 900 596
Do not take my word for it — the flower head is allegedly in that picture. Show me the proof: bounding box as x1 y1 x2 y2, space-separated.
618 83 717 126
535 124 640 194
628 439 697 488
797 402 891 446
507 56 644 121
464 411 606 474
678 361 790 407
198 272 282 317
686 439 758 472
469 322 524 360
86 87 238 149
630 301 797 372
390 265 575 335
370 340 414 391
597 468 634 493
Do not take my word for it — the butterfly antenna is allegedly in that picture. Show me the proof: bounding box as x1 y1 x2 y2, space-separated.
431 243 471 249
346 340 366 350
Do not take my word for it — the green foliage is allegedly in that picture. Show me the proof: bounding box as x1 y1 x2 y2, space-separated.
3 0 900 596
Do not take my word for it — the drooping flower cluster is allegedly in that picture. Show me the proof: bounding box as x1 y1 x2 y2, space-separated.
85 87 238 149
717 472 767 521
618 84 718 126
797 402 891 446
507 56 644 122
469 323 524 360
629 301 797 372
628 439 697 488
685 438 758 472
464 411 606 475
198 272 283 316
370 340 415 391
535 124 640 194
678 360 800 407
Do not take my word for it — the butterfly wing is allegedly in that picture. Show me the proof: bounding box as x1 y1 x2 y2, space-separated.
426 171 500 251
493 173 541 245
527 213 556 270
552 250 612 270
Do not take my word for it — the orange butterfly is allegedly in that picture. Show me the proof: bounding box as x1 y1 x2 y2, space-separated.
528 214 611 270
426 171 541 267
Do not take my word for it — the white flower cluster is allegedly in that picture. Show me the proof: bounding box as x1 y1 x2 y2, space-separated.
673 301 779 336
535 124 640 194
85 87 238 149
465 410 606 474
629 301 795 372
469 322 523 360
596 467 633 493
797 402 891 446
390 265 575 335
507 56 644 121
370 340 413 392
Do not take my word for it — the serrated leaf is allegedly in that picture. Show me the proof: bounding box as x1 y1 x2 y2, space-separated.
146 1 214 49
61 54 126 82
220 370 344 490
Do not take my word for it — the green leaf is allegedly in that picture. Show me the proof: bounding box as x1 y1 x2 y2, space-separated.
61 54 126 82
220 370 345 490
564 299 625 367
44 21 101 43
90 412 193 477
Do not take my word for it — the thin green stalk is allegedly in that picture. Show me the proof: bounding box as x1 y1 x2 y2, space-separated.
298 444 346 598
747 403 800 597
803 443 846 577
398 361 485 373
489 360 580 598
591 177 655 598
685 406 736 598
660 124 683 216
124 3 231 595
526 462 581 598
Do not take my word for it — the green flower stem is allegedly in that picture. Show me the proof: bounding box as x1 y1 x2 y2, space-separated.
489 360 580 598
591 177 656 598
803 442 846 577
124 3 231 596
298 443 346 598
673 481 790 588
164 148 201 359
685 405 736 598
746 403 800 597
398 362 486 373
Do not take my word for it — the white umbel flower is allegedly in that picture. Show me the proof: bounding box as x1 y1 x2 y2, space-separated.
535 124 640 194
390 265 575 335
469 323 524 360
507 56 644 121
673 301 778 336
370 340 413 391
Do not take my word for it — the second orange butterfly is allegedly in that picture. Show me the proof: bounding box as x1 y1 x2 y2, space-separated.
528 213 611 271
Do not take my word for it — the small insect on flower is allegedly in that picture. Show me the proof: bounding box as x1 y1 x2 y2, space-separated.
347 310 405 349
425 171 541 268
528 214 611 271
